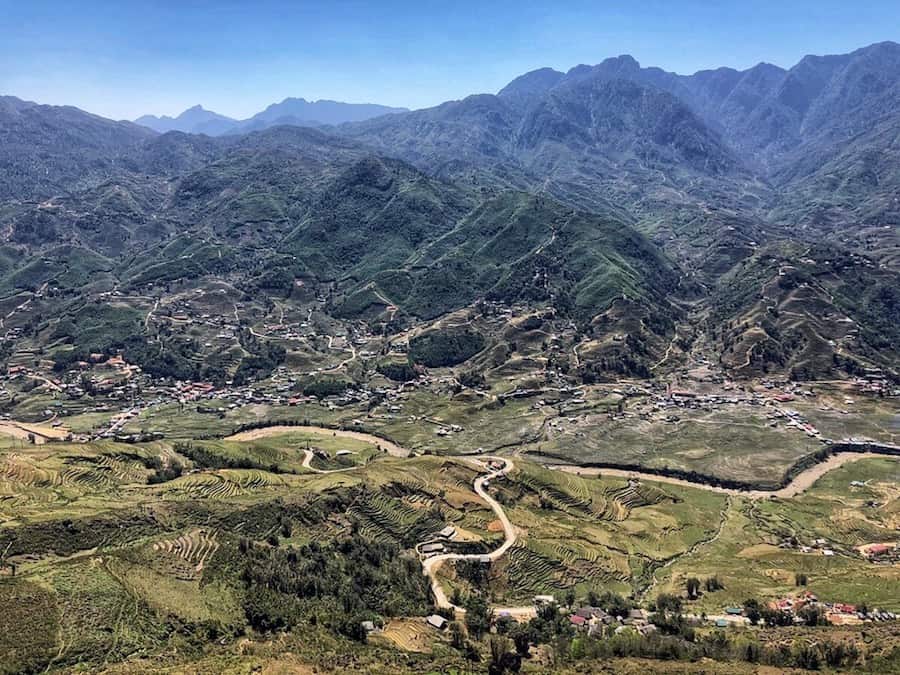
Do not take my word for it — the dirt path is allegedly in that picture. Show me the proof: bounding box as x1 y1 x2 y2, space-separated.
27 372 62 392
422 457 517 611
144 297 159 330
320 342 357 373
639 495 733 600
300 448 356 474
371 287 398 322
223 424 408 457
551 451 898 499
0 282 47 329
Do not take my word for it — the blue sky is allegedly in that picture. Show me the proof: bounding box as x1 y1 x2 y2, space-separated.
1 0 898 120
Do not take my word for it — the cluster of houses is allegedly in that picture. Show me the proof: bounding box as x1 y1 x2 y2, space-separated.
417 525 459 558
853 367 895 396
857 542 900 564
567 605 658 637
779 536 841 557
769 591 897 626
768 407 823 439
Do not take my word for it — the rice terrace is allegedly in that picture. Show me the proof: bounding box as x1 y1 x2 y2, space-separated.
2 3 900 673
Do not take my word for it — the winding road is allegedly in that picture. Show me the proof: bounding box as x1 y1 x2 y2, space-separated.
299 448 359 474
421 456 517 612
217 424 898 615
550 450 899 499
224 424 408 457
224 426 519 612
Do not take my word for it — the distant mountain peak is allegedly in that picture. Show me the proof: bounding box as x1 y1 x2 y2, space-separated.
600 54 641 69
134 97 408 135
497 67 565 101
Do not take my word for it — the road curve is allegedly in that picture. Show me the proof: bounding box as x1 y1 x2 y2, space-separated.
224 424 408 457
421 456 517 611
300 449 358 474
550 451 899 499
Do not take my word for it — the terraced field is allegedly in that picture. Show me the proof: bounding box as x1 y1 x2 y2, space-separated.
650 458 900 612
149 528 220 579
159 469 288 500
0 420 897 672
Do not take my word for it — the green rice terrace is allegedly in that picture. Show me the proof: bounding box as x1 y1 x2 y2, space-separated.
0 424 898 673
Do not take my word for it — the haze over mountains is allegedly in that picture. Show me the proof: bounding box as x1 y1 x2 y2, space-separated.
0 41 897 382
134 98 408 135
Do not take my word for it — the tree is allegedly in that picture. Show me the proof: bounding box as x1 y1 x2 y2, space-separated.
465 596 492 640
488 635 521 675
743 599 761 626
795 572 808 586
705 575 724 592
792 641 822 670
449 621 465 650
798 604 828 626
685 577 701 600
509 623 532 657
656 593 683 613
564 589 576 608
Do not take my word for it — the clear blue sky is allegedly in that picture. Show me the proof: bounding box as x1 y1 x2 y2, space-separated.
1 0 897 120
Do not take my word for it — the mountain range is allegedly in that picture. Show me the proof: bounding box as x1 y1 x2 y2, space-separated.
134 98 408 135
0 41 897 381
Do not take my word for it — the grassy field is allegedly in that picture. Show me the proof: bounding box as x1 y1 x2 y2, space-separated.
0 420 898 672
651 458 900 612
527 404 826 485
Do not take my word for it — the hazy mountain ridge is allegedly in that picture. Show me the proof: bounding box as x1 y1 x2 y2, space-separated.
134 98 408 135
0 41 898 378
0 96 156 201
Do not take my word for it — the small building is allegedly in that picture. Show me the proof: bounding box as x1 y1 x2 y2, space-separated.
437 525 457 539
628 609 648 622
361 620 376 633
426 614 448 630
420 542 445 554
569 614 587 628
534 595 556 606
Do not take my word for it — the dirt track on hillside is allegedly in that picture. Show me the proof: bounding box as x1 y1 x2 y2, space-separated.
553 451 897 499
223 424 408 457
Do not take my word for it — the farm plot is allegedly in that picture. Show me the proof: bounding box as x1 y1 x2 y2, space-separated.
158 469 288 501
652 459 900 612
532 405 825 486
474 463 727 603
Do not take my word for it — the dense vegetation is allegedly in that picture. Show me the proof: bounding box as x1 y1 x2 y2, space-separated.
239 535 432 638
409 327 486 367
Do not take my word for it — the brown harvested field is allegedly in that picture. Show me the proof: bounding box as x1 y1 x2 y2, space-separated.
378 618 438 652
0 420 70 444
